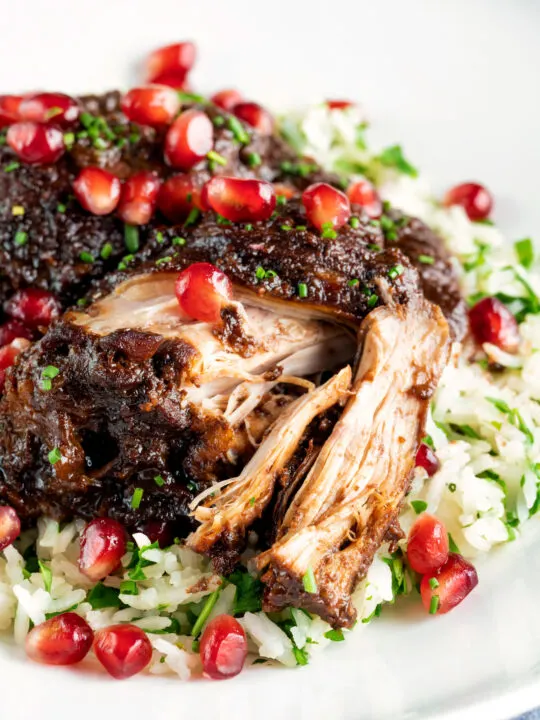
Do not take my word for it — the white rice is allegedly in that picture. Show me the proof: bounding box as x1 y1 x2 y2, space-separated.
0 103 538 678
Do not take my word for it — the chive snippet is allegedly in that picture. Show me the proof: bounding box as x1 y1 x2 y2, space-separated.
131 487 144 510
100 243 113 260
154 475 165 487
4 161 20 173
79 252 94 264
14 230 28 246
418 254 435 265
191 589 221 638
207 150 227 166
124 224 140 253
247 151 262 167
302 565 318 594
429 595 440 614
227 116 250 144
48 448 62 465
388 264 404 280
298 283 308 298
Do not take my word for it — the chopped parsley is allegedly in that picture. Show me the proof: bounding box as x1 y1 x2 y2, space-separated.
388 264 404 280
301 565 317 594
514 238 534 268
38 560 53 593
119 580 139 596
124 224 140 253
127 541 160 581
297 283 308 299
410 500 428 515
131 487 144 510
48 447 62 465
87 583 121 609
448 533 460 554
228 569 263 614
376 144 418 177
14 230 28 246
324 628 345 642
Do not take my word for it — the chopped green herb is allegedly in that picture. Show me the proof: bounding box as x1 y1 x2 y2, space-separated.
418 254 435 265
276 195 288 206
448 483 457 493
43 365 59 379
38 560 53 593
349 216 360 229
367 244 381 252
388 264 404 280
155 231 164 244
227 116 250 144
41 378 52 392
14 230 28 246
429 595 440 614
63 132 75 148
449 423 482 440
244 224 253 231
155 256 173 266
172 236 186 246
124 224 140 253
255 266 266 280
448 533 460 553
249 496 256 506
4 161 20 173
514 238 534 268
87 583 121 610
119 580 139 596
191 589 221 638
324 628 345 642
184 207 200 227
212 115 225 127
429 578 439 590
348 278 360 287
57 203 67 213
131 487 144 510
48 447 62 465
127 541 160 581
281 224 293 231
117 254 135 271
228 568 263 614
79 251 94 264
154 475 165 487
279 160 318 178
302 565 317 594
367 293 379 308
177 90 207 105
100 243 113 260
377 144 418 177
298 283 308 299
76 298 88 307
296 225 307 231
207 150 227 166
411 500 428 514
422 434 434 448
246 151 261 167
321 225 338 240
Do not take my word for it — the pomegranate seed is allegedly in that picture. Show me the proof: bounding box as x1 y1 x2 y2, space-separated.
175 262 233 324
203 176 276 223
443 182 493 221
164 109 213 170
469 296 520 353
140 520 175 547
0 95 23 127
0 319 32 347
302 182 351 232
26 613 94 666
6 122 64 164
157 174 204 222
415 443 439 476
326 100 354 110
146 42 196 83
94 624 152 679
148 71 189 90
19 92 80 128
117 171 161 225
73 167 121 216
79 518 127 582
0 339 29 392
346 179 382 219
0 506 21 551
200 614 248 680
233 102 274 135
121 85 180 127
421 553 478 615
407 514 449 575
211 89 243 112
4 288 61 329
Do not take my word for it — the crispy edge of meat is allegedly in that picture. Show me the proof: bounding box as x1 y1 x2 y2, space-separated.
256 298 450 627
186 366 352 572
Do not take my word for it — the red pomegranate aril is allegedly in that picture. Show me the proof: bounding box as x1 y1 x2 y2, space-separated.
302 182 351 232
121 85 180 127
326 99 354 110
140 520 175 548
7 122 64 164
4 288 61 329
469 296 520 353
0 505 21 551
0 341 28 393
443 182 493 221
117 171 161 225
415 443 440 476
175 262 233 324
407 513 449 575
26 613 93 666
157 174 204 222
148 71 189 90
19 92 80 128
203 176 276 223
164 109 214 170
73 167 121 216
146 41 196 83
347 179 382 219
0 319 32 347
0 95 23 127
79 518 127 581
421 553 479 615
211 89 243 112
233 102 274 135
200 614 248 680
94 624 152 679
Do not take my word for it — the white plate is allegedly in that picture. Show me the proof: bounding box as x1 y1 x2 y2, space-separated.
1 1 539 718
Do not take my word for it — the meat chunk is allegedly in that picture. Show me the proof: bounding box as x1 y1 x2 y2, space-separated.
256 296 450 627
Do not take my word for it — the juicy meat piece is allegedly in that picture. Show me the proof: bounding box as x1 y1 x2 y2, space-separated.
187 367 352 573
256 297 450 627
